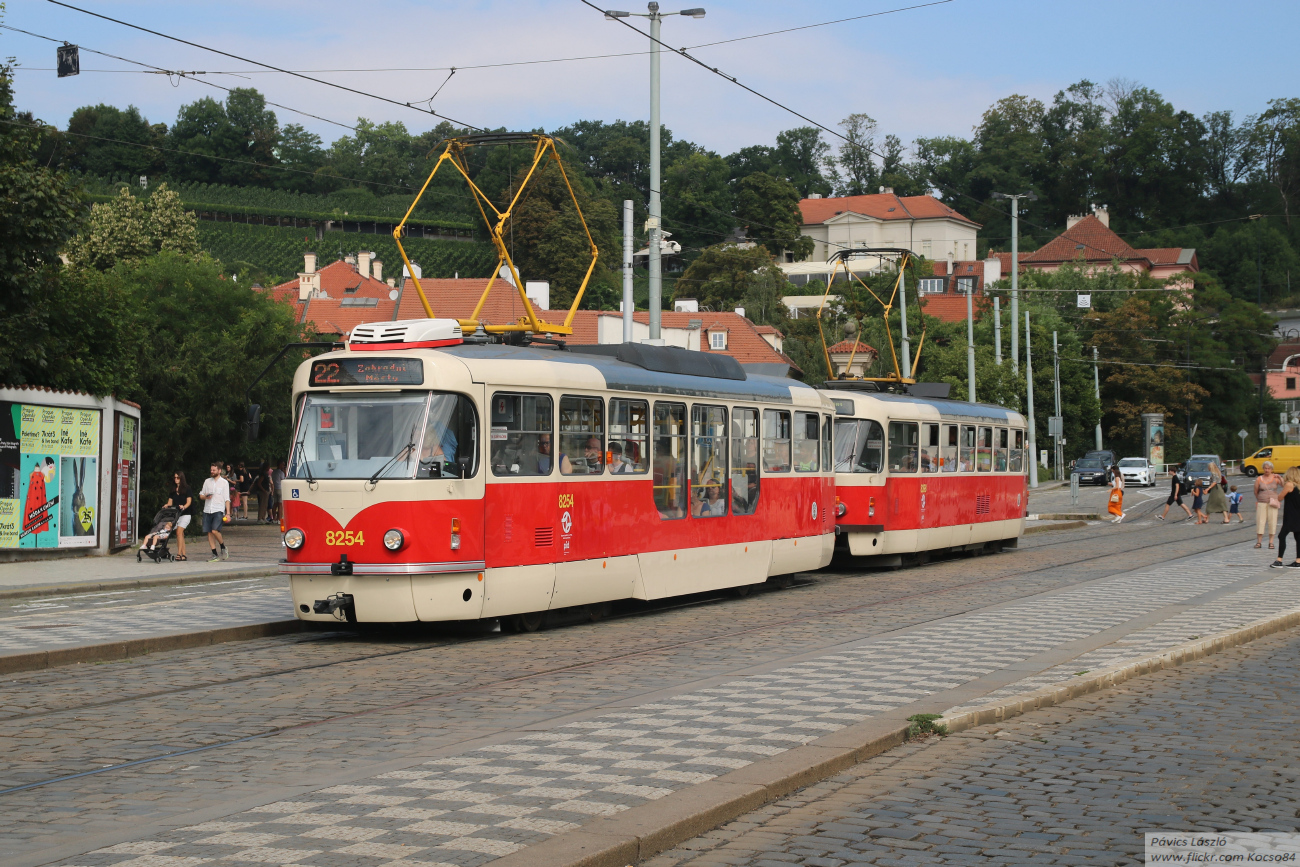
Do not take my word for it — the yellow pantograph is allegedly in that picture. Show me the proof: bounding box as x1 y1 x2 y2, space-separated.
816 249 927 384
392 133 597 335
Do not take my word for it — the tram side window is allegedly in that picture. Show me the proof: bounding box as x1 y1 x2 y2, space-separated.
608 399 649 474
559 396 605 475
794 412 820 472
691 405 728 517
490 393 553 476
977 426 993 472
960 425 976 471
1010 429 1025 473
995 427 1009 472
418 394 479 479
731 408 760 515
822 416 833 473
763 410 792 472
921 424 940 473
653 402 688 519
942 424 959 472
888 421 919 472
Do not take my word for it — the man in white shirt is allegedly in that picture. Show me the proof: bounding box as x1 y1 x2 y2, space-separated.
199 461 231 561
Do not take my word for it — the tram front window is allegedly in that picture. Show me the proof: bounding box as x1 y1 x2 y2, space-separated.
290 392 478 480
833 419 884 473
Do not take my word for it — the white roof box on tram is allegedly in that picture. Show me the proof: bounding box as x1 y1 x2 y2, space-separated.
349 318 463 350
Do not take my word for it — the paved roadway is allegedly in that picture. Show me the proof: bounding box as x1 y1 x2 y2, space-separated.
647 618 1300 867
3 504 1297 867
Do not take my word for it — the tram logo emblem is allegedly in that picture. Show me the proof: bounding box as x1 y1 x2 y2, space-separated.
810 502 818 520
560 511 572 534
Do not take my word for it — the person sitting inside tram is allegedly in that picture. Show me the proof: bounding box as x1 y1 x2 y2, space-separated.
608 441 630 473
503 433 552 475
695 478 727 516
561 436 604 474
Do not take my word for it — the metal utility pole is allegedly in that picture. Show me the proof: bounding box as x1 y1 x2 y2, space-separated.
1092 345 1102 451
622 199 634 343
966 284 976 402
994 296 1002 365
900 264 911 376
1053 331 1063 480
605 4 706 344
992 191 1036 374
1026 311 1038 488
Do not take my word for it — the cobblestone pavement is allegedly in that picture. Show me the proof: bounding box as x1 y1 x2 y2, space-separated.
647 615 1300 867
3 512 1289 867
0 576 291 654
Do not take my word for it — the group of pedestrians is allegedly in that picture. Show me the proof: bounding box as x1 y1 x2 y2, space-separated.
1153 461 1237 525
1250 461 1300 568
141 458 285 564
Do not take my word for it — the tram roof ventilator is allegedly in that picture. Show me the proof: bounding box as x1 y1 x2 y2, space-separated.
568 342 747 381
349 318 463 350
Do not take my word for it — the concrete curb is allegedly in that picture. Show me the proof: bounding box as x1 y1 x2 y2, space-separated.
940 608 1300 733
0 566 281 602
0 619 312 675
1031 513 1103 521
493 608 1300 867
1023 520 1088 535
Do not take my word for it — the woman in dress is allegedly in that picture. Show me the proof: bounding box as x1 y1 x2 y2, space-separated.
1205 462 1230 524
1107 464 1125 524
166 472 193 561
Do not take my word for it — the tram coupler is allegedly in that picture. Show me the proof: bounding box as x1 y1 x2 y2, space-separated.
331 554 354 576
313 592 356 622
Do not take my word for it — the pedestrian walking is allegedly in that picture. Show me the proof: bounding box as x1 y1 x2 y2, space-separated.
166 471 193 561
1270 467 1300 568
1254 461 1283 549
1206 461 1229 524
1159 462 1193 521
1108 464 1126 524
235 461 252 520
1191 479 1207 524
269 460 286 523
225 462 241 517
1229 485 1244 523
198 460 231 561
252 460 270 522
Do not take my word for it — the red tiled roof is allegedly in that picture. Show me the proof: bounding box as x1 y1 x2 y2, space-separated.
1023 215 1140 264
826 339 877 356
393 278 550 325
990 251 1029 275
799 193 978 227
265 260 398 336
754 325 783 336
573 311 799 370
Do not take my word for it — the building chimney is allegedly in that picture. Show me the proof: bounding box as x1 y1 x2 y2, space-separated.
304 251 316 274
298 251 320 301
386 278 395 288
345 253 357 266
1066 213 1085 230
357 251 372 279
371 259 383 282
945 254 954 275
734 307 746 318
880 186 894 195
1092 204 1109 227
983 256 1002 285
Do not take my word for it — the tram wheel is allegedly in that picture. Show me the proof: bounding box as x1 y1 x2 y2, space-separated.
585 603 609 622
515 611 546 633
770 574 794 590
732 584 752 598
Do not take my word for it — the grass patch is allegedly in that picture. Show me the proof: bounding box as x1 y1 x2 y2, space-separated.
906 713 948 738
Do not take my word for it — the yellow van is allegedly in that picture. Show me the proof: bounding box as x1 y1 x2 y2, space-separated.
1242 445 1300 476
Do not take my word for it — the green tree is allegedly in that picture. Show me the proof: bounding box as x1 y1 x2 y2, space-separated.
66 184 200 270
166 89 279 186
772 127 833 197
675 243 777 311
63 103 166 179
1249 98 1300 227
662 152 734 252
831 113 880 196
733 172 813 260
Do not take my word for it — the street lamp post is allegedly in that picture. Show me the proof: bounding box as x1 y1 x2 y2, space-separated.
992 192 1036 375
606 3 705 343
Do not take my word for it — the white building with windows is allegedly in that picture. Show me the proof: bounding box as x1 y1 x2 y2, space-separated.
779 190 981 288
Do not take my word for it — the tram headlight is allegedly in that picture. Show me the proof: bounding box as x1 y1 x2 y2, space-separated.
835 501 847 518
283 528 305 550
383 529 405 551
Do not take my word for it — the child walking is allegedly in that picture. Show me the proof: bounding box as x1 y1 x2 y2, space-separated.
1191 479 1207 524
1229 485 1244 523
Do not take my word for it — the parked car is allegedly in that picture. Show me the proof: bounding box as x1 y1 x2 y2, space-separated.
1118 457 1156 487
1183 454 1224 486
1084 449 1118 468
1071 457 1112 486
1242 445 1300 477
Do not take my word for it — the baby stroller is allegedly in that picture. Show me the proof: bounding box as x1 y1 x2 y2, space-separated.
138 505 181 563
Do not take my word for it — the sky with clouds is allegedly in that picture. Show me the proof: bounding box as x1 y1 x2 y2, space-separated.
5 0 1299 157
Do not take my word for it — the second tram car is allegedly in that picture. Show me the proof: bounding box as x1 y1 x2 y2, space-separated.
824 388 1028 559
281 320 837 624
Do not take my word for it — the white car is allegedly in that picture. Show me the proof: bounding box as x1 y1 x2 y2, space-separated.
1118 457 1156 487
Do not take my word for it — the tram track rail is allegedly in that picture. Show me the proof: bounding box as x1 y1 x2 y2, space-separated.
0 520 1249 798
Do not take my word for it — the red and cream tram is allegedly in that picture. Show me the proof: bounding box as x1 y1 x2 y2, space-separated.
824 387 1028 560
281 319 837 625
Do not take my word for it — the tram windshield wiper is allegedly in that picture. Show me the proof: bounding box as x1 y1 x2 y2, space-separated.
368 436 418 485
293 439 315 484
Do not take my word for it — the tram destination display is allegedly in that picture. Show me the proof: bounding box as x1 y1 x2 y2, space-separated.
310 358 424 387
